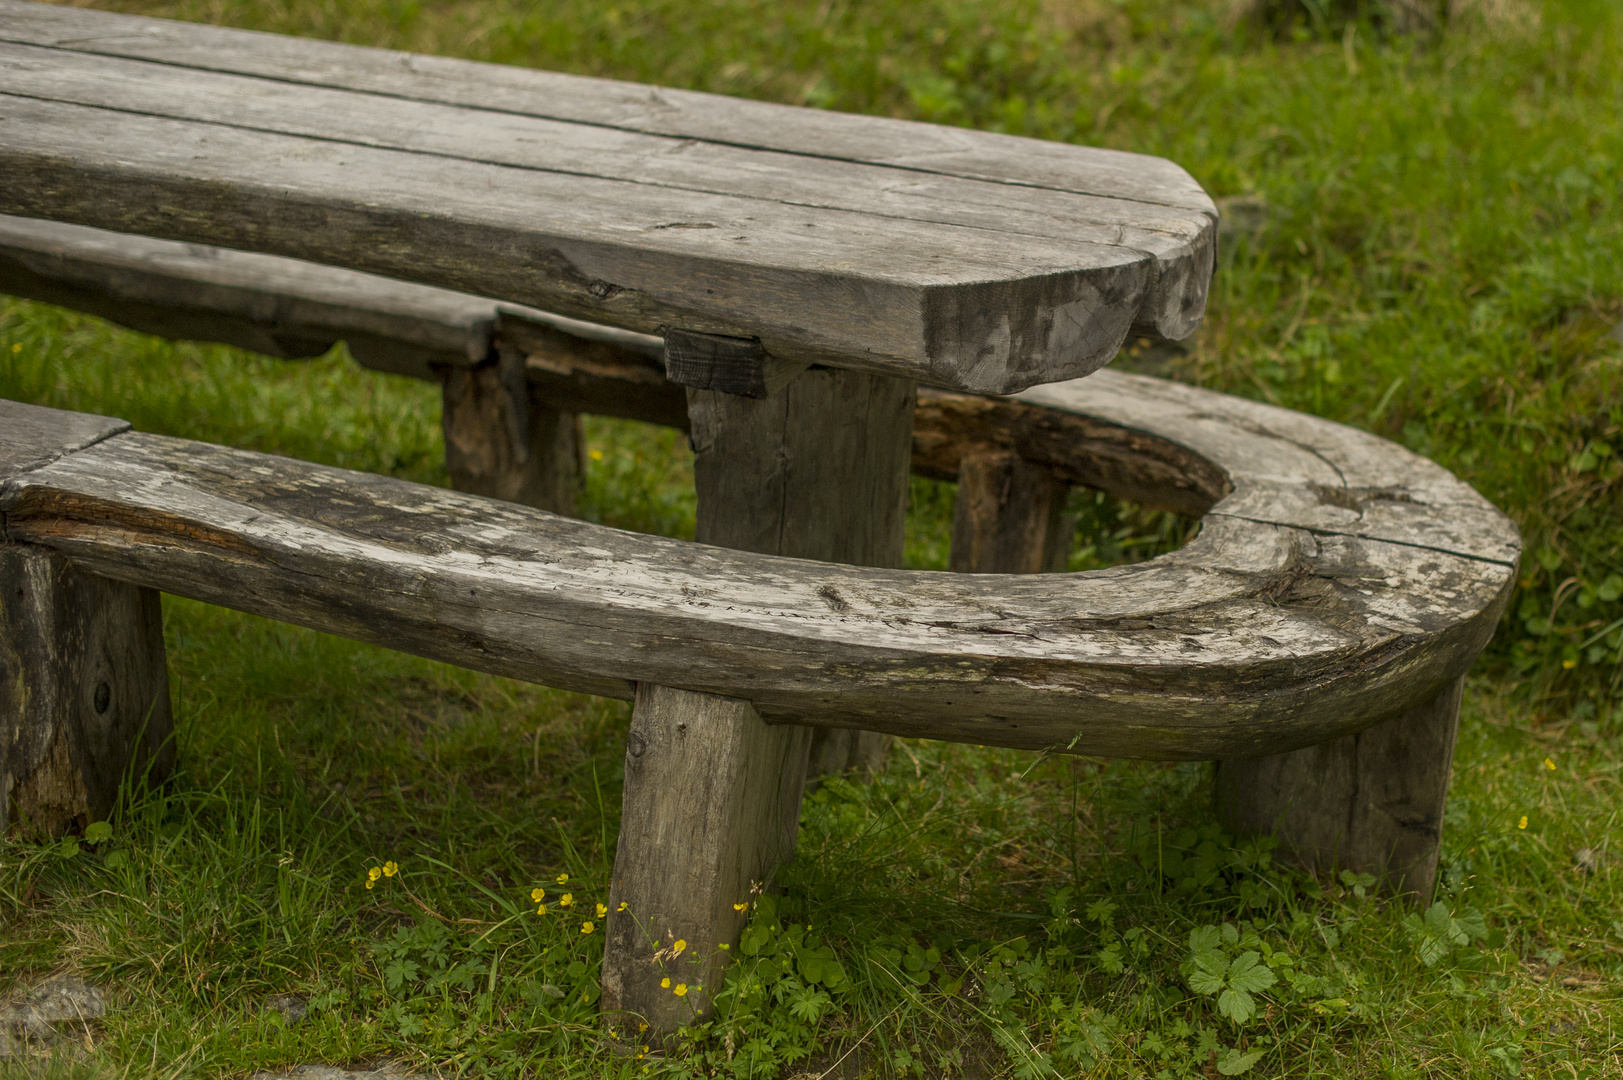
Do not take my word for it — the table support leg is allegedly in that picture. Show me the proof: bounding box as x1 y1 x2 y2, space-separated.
441 353 581 516
601 365 914 1035
688 367 914 779
601 684 810 1040
1213 676 1465 901
949 449 1072 574
1 545 174 837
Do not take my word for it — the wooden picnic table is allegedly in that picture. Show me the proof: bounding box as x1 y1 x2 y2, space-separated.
0 0 1517 1041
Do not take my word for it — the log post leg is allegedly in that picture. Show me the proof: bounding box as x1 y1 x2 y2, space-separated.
601 685 810 1037
949 449 1072 574
441 348 581 516
1213 676 1466 901
1 545 174 837
601 364 914 1034
687 366 915 780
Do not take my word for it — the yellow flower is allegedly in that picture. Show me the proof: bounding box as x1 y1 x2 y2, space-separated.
536 903 547 914
1563 658 1577 669
618 901 628 912
1518 816 1529 829
367 866 382 882
638 1023 648 1033
660 977 671 989
581 921 595 935
382 861 398 878
1544 757 1557 771
589 449 604 461
672 939 687 956
673 984 688 997
9 343 19 354
556 873 569 884
733 903 748 912
559 893 574 908
366 879 376 890
531 887 546 902
596 903 608 918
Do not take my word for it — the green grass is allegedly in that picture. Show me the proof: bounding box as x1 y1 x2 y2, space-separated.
2 0 1621 1076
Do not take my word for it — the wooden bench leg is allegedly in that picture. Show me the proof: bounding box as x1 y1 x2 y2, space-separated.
601 365 914 1034
949 450 1071 574
441 351 581 516
1 545 174 836
602 684 810 1038
1213 676 1465 901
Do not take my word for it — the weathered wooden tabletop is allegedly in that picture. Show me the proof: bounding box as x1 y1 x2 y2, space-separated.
0 0 1216 394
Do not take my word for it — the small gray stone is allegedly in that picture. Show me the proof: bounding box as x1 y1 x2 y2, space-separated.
0 976 106 1035
247 1063 425 1080
0 976 106 1059
265 994 309 1026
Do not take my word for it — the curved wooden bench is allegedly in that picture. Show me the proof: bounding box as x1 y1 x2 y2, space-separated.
2 379 1515 755
1 370 1515 848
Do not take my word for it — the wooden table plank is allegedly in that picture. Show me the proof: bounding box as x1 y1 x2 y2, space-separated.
1 94 1152 392
0 1 1213 216
0 1 1217 393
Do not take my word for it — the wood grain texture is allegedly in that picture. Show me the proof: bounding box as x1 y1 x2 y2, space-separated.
0 213 495 376
1016 373 1521 564
689 368 915 565
663 329 807 399
0 544 173 836
0 3 1212 215
0 93 1148 393
1213 677 1466 899
0 1 1218 391
441 353 581 516
689 367 914 779
602 684 809 1034
949 451 1072 575
604 367 915 1025
0 399 128 483
0 385 1517 760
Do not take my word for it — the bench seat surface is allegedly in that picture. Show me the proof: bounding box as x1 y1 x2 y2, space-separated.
0 213 661 377
0 373 1516 762
0 0 1215 394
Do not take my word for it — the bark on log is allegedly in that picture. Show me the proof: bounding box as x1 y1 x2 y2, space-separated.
1213 676 1465 901
441 351 581 516
0 544 173 836
601 684 809 1039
